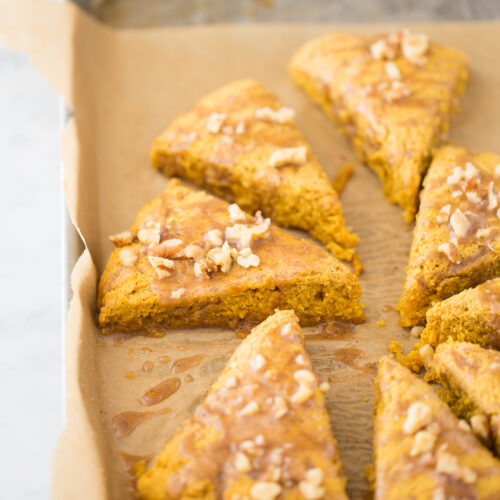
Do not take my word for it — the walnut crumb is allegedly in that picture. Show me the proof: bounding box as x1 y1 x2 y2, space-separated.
109 230 134 246
251 354 266 371
119 248 138 267
403 401 432 434
410 426 438 456
401 32 429 64
235 452 251 472
436 448 477 484
255 106 295 124
465 191 481 205
171 288 186 299
385 61 401 80
269 146 307 168
470 414 490 441
299 468 325 500
370 37 397 60
273 396 288 418
436 204 451 224
149 238 184 259
228 203 249 222
148 256 174 279
206 112 227 134
250 482 281 500
204 229 224 247
239 400 259 416
225 376 238 389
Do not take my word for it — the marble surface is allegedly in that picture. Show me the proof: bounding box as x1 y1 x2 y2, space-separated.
1 1 499 499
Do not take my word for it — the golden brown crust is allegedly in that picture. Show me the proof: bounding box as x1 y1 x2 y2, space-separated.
136 310 348 500
98 179 364 334
289 31 468 221
374 356 500 500
150 79 358 265
398 146 500 327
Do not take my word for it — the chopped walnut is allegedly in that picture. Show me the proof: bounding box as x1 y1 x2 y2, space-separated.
410 326 424 338
281 323 293 337
184 240 211 260
237 250 260 268
149 238 184 258
268 146 307 168
488 181 499 211
138 226 161 246
228 203 249 222
438 241 460 264
235 452 251 472
410 425 438 456
477 227 492 239
465 191 481 205
319 382 330 393
225 376 238 389
207 241 234 273
292 385 314 405
446 166 465 187
470 414 490 441
384 80 411 103
204 229 224 247
295 353 307 364
206 112 227 134
370 37 397 60
299 468 325 500
436 447 477 484
239 400 260 416
458 419 471 432
464 162 479 180
148 256 174 279
294 369 315 385
401 32 429 64
385 61 401 80
433 487 445 500
250 482 282 500
193 259 217 279
109 230 134 246
450 208 471 240
403 401 432 434
171 287 186 299
240 440 257 454
255 106 296 124
495 164 500 178
119 248 138 267
235 121 245 135
419 344 435 369
255 434 265 446
273 396 288 418
251 354 266 371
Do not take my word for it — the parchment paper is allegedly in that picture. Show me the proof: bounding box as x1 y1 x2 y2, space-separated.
2 1 500 498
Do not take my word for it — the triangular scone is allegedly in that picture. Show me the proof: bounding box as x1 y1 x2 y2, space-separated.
430 342 500 456
98 179 364 334
136 310 348 500
375 356 500 500
289 30 468 221
150 79 359 268
398 146 500 327
422 278 500 350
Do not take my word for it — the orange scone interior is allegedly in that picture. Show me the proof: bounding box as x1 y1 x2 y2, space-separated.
150 79 359 268
374 356 500 500
98 179 364 334
398 145 500 327
429 342 500 456
137 310 348 500
289 30 468 221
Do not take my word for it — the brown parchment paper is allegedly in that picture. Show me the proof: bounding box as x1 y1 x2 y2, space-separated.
2 1 500 498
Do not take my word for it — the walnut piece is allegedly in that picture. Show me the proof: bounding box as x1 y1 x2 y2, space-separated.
237 249 260 268
207 241 234 273
251 354 266 371
235 451 251 472
436 447 477 484
206 112 226 134
273 396 288 418
268 146 307 168
148 256 174 279
225 376 238 389
250 482 282 500
385 61 401 80
228 203 249 222
450 208 471 240
193 259 217 279
410 426 438 456
203 229 224 247
470 414 490 441
171 288 186 299
255 106 295 124
239 400 260 416
403 401 432 434
401 32 429 64
109 230 134 246
438 241 460 264
138 226 161 246
119 248 138 267
436 204 451 224
299 468 325 500
370 37 397 60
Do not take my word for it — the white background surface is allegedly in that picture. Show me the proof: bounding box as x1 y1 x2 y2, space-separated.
0 44 62 499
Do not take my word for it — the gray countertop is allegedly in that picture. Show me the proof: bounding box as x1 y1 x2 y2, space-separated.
1 1 499 498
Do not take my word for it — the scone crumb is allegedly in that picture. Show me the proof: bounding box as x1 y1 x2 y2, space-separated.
376 320 386 327
269 146 307 168
251 354 266 371
436 204 451 224
119 248 138 267
237 251 260 268
458 419 471 432
410 426 438 456
138 226 161 246
410 326 423 338
204 229 224 247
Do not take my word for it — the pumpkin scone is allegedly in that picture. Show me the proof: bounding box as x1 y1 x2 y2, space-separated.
289 30 468 221
150 79 360 269
98 179 364 334
374 356 500 500
428 342 500 456
408 279 500 369
398 145 500 327
136 310 348 500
